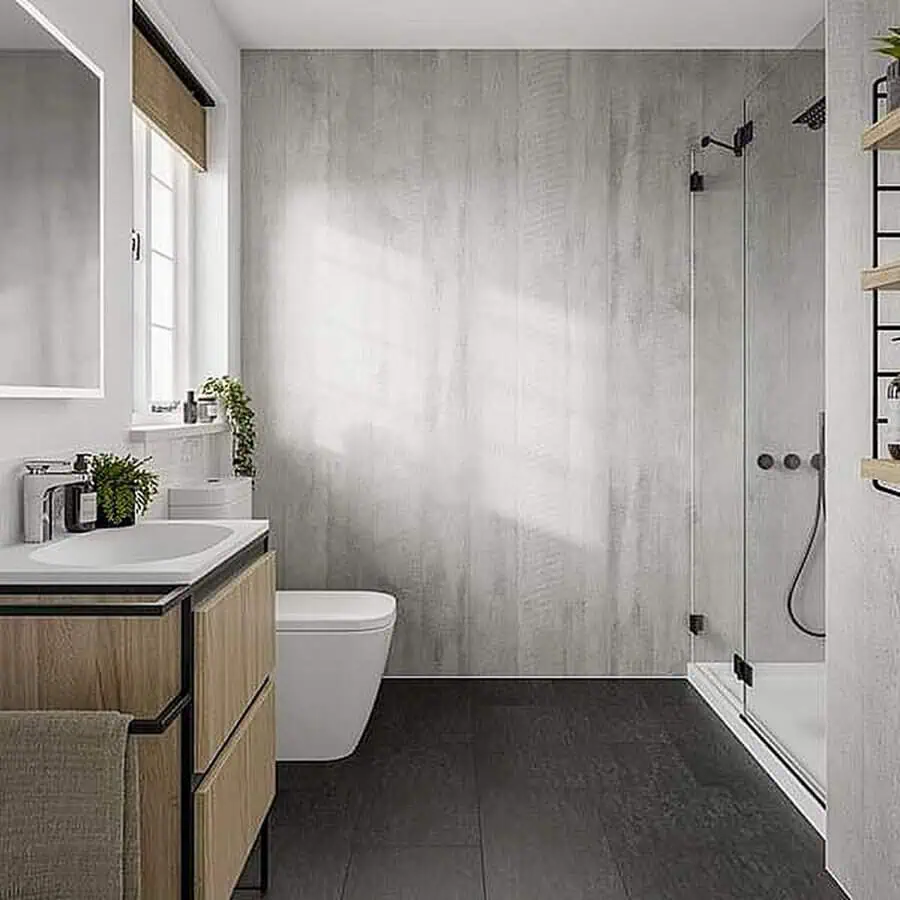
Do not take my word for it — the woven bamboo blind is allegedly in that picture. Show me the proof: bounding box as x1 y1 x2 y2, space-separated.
132 26 207 171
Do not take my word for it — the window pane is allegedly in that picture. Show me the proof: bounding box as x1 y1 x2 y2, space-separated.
150 252 174 328
151 179 175 258
150 128 175 188
150 325 174 403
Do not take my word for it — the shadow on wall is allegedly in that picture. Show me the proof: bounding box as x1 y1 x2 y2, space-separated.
244 50 695 676
254 222 685 676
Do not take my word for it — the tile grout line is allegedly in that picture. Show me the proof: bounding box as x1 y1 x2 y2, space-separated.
338 756 373 900
469 691 490 900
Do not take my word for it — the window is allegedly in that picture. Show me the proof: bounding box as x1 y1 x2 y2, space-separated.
132 113 194 419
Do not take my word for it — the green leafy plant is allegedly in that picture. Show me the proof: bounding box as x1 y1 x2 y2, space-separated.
90 453 160 526
875 28 900 60
200 375 257 478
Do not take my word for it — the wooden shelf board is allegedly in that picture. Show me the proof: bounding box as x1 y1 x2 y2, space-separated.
863 107 900 151
862 261 900 292
861 458 900 483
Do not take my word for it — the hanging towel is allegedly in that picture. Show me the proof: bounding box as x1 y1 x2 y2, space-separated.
0 711 141 900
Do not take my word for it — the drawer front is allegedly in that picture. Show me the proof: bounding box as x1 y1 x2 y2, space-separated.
194 551 275 772
0 609 180 719
195 680 275 900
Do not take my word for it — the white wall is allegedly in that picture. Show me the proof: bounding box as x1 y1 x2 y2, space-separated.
0 0 240 544
827 0 900 897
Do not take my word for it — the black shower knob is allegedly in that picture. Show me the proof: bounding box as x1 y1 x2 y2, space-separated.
757 453 775 470
784 453 802 470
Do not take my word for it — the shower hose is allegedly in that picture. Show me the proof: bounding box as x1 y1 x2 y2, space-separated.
785 412 826 639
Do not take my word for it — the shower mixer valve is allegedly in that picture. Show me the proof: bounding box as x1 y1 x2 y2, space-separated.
756 452 820 471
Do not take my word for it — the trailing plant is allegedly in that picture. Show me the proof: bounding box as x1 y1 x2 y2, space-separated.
874 28 900 60
200 375 257 478
90 453 160 526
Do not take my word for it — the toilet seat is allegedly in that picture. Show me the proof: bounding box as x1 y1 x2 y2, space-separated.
276 590 396 632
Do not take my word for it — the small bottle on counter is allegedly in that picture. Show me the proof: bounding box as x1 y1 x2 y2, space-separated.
65 453 98 533
183 390 198 424
197 394 219 424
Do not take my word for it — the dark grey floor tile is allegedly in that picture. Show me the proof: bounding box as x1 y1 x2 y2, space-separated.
244 680 846 900
276 759 365 813
475 694 668 758
359 679 473 753
478 769 627 898
482 832 627 900
235 806 353 900
472 678 668 740
343 846 485 900
354 743 480 846
479 780 607 848
475 706 609 789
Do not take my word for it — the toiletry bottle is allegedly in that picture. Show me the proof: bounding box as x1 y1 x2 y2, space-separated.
197 394 219 424
183 390 198 424
888 375 900 460
65 453 97 533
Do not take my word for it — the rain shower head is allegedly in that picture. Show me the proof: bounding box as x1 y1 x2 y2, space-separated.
793 97 826 131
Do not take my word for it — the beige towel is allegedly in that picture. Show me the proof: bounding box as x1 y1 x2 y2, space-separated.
0 711 141 900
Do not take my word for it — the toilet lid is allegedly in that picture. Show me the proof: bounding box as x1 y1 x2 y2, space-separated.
276 591 396 632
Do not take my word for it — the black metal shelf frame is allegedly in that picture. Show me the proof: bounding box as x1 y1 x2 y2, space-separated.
870 76 900 499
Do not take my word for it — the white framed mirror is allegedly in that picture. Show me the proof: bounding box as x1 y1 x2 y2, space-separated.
0 0 104 398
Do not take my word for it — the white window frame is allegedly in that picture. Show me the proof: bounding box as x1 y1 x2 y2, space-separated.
132 112 195 422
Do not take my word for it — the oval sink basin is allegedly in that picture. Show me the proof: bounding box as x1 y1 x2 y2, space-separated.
31 522 235 568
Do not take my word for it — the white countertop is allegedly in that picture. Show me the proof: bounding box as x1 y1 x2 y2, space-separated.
0 519 269 588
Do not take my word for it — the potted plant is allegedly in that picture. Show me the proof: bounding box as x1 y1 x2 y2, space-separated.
200 375 257 478
90 453 160 528
875 28 900 112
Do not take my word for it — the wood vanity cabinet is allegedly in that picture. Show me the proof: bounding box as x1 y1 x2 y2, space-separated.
0 543 277 900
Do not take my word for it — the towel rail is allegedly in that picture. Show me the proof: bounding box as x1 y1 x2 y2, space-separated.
128 693 191 735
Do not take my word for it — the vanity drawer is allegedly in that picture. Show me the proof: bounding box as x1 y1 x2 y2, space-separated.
194 551 276 772
195 680 275 900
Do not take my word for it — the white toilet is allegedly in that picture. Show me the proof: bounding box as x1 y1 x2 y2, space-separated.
275 590 396 761
168 478 395 760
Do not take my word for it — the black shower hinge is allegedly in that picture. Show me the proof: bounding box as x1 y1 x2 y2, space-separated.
688 613 706 635
733 654 754 687
733 120 754 156
689 171 705 193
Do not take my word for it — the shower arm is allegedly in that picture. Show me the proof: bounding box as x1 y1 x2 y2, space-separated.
701 135 738 154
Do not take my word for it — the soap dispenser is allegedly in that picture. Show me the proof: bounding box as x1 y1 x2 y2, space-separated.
65 453 98 533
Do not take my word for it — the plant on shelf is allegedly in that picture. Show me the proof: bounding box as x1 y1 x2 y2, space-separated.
875 28 900 111
90 453 160 528
199 375 257 478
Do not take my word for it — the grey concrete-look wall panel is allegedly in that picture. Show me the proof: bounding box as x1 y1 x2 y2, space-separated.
826 2 900 897
243 50 751 675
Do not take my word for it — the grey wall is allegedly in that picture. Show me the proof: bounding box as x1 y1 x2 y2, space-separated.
827 1 900 897
0 50 101 389
243 49 776 675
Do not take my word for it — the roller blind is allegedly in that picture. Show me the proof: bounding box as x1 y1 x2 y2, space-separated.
132 26 207 171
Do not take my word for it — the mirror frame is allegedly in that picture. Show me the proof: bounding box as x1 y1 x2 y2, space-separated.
0 0 105 399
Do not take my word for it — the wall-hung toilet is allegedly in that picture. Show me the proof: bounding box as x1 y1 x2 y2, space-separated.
275 591 396 761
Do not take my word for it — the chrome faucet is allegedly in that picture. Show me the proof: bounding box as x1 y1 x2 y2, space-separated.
23 460 89 544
